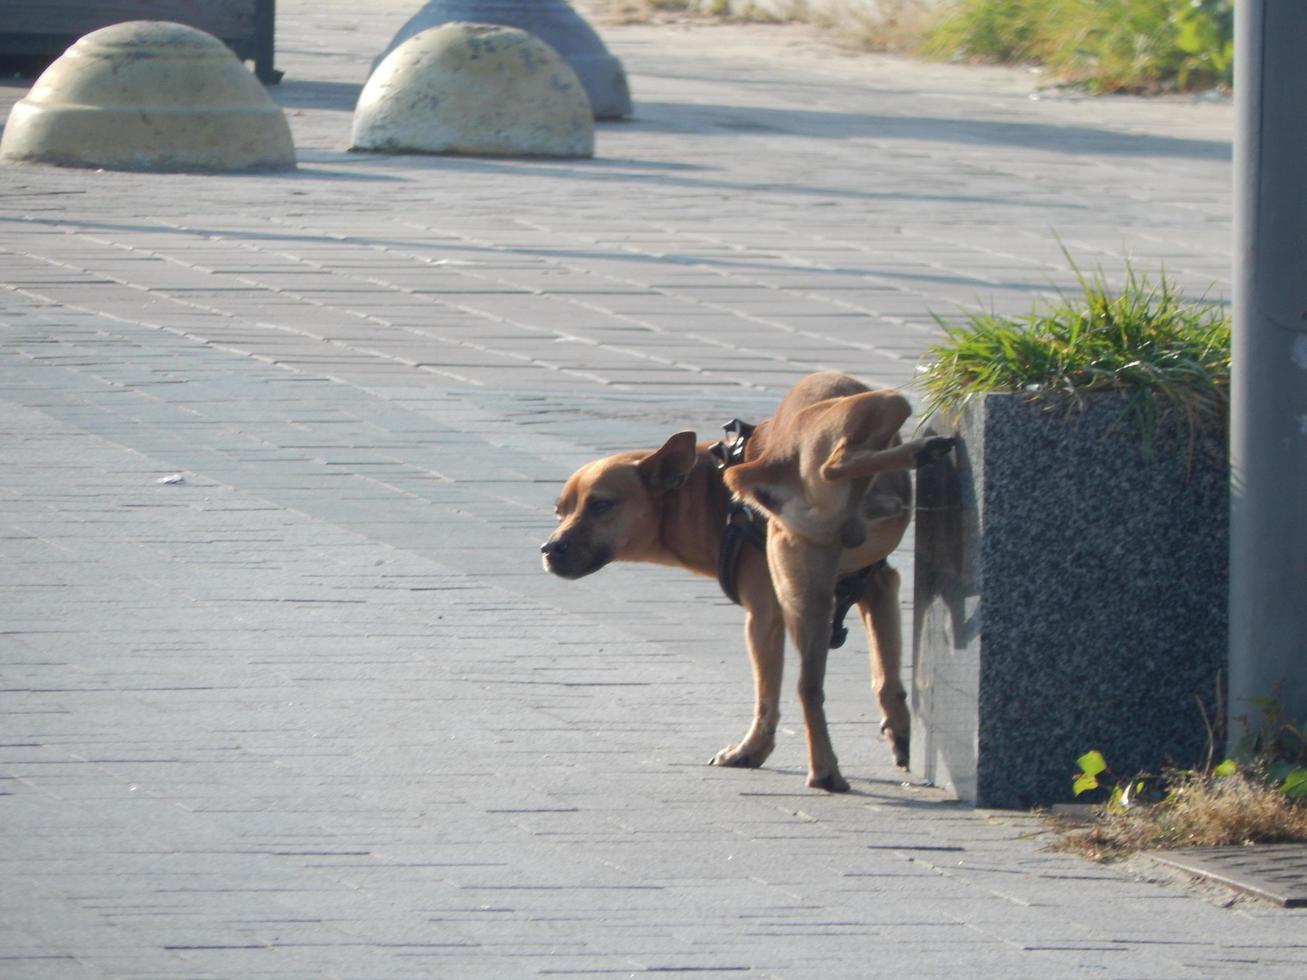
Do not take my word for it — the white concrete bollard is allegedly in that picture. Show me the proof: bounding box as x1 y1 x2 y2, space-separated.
351 22 595 159
0 21 296 172
368 0 632 120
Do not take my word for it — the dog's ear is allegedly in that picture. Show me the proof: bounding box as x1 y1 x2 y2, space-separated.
637 431 698 493
820 390 914 481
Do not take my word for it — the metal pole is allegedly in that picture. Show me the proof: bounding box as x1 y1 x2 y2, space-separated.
1229 0 1307 749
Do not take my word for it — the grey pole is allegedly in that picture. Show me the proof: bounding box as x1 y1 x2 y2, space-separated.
1229 0 1307 749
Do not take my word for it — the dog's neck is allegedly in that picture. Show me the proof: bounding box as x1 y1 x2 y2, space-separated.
645 454 730 578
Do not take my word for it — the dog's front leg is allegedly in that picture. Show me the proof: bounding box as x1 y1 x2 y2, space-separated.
857 564 910 770
710 563 784 769
767 530 849 793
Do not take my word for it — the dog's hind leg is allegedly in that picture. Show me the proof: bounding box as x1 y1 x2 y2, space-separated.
857 564 910 770
767 529 849 793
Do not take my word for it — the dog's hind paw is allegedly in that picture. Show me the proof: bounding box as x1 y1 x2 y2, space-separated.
912 436 956 468
807 769 851 793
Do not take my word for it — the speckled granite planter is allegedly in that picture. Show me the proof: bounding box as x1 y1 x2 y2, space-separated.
912 393 1228 808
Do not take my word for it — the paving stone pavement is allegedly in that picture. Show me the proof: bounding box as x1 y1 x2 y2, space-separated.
3 3 1299 978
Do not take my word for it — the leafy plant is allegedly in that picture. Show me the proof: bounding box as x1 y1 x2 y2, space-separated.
1071 752 1155 815
1233 695 1307 799
915 252 1230 450
1173 0 1235 89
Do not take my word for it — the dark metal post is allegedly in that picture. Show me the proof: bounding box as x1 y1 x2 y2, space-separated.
1230 1 1307 747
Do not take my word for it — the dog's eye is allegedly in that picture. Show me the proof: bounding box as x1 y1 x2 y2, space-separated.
585 497 616 517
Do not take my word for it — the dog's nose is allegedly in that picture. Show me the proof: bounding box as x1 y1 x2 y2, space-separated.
540 538 569 558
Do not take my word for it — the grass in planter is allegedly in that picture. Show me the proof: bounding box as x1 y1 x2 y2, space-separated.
916 258 1230 450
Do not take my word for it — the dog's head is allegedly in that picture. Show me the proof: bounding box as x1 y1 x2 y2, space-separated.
541 431 698 579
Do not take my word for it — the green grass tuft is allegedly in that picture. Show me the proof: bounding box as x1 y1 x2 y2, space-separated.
916 253 1231 448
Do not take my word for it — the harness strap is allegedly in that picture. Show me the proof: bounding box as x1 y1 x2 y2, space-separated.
711 418 762 606
717 497 767 605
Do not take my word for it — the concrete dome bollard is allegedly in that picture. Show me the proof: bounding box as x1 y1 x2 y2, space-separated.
0 21 295 172
351 23 594 159
370 0 631 120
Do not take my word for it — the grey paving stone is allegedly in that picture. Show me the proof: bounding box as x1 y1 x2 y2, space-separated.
1 2 1290 978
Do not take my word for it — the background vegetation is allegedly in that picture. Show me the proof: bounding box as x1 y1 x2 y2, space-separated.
923 0 1234 93
605 0 1235 93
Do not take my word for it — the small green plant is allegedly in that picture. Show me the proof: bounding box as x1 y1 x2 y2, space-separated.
915 252 1230 449
1072 749 1150 814
1233 695 1307 800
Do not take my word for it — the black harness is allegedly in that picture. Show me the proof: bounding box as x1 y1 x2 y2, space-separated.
708 418 886 650
709 419 766 606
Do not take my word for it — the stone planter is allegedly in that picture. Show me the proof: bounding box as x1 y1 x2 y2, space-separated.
912 393 1228 808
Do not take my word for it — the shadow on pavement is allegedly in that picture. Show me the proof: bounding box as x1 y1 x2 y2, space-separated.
629 100 1231 160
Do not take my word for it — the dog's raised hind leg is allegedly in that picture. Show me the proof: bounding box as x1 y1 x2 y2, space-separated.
821 434 955 482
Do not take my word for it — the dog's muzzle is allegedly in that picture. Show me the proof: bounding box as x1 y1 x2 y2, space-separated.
540 536 569 570
540 535 609 579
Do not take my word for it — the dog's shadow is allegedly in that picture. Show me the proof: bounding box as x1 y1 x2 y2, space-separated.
727 766 963 806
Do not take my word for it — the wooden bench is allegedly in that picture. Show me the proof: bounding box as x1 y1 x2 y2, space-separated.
0 0 279 83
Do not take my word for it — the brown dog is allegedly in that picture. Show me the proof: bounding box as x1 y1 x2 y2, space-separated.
722 372 953 790
541 372 949 791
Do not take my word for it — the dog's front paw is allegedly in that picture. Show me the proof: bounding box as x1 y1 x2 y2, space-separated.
807 769 851 793
912 436 956 468
710 740 773 769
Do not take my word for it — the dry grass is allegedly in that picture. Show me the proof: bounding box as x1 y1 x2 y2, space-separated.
597 0 940 52
810 1 940 53
1057 771 1307 862
599 0 684 25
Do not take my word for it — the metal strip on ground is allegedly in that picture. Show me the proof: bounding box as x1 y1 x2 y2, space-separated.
1148 844 1307 907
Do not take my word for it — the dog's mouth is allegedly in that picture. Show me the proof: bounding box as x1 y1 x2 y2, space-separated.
541 542 613 580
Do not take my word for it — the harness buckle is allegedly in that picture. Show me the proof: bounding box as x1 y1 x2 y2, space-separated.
709 418 756 470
